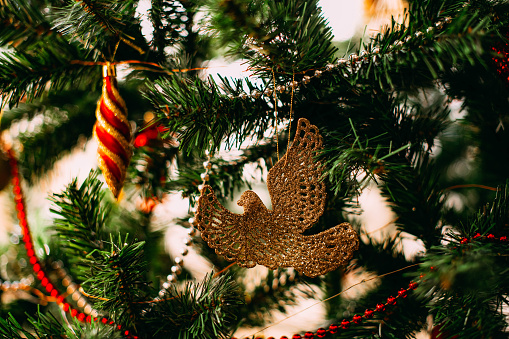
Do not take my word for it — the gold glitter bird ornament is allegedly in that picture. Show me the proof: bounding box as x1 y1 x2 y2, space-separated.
196 118 359 277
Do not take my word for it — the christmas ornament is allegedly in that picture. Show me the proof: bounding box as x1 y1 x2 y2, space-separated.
196 118 359 277
93 63 132 198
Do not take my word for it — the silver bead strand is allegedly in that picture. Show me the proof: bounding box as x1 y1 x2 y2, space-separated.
158 149 213 297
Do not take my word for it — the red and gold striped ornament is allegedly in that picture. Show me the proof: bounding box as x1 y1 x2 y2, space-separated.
93 63 132 198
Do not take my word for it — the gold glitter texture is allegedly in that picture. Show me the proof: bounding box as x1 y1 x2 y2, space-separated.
94 64 132 198
196 118 359 277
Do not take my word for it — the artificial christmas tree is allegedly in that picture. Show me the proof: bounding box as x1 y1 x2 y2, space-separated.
1 0 509 338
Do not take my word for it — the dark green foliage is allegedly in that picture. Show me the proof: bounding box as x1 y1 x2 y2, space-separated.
83 238 151 330
144 273 244 339
145 74 274 155
50 171 109 280
206 0 337 77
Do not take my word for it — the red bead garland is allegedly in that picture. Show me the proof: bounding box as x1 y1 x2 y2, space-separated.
6 150 133 338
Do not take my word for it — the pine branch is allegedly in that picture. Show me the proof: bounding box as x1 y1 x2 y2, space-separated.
145 273 243 339
82 238 151 332
206 0 337 78
145 74 275 155
50 171 109 281
0 48 100 107
0 0 64 51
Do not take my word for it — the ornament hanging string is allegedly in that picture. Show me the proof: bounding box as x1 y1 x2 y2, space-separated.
285 72 295 166
272 68 279 161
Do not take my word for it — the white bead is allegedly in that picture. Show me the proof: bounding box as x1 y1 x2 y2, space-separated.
197 184 204 191
188 217 195 224
187 227 197 236
180 248 189 256
67 283 77 294
175 257 184 265
184 238 192 246
200 173 209 181
84 305 92 314
72 290 80 301
302 75 311 84
239 92 248 99
326 63 334 70
77 298 86 308
171 265 182 274
203 161 212 169
162 282 170 289
168 274 177 282
314 70 322 77
62 276 71 287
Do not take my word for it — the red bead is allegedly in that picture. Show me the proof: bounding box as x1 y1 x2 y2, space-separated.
460 238 468 244
473 233 481 239
124 330 130 336
86 316 92 323
387 296 396 305
352 314 362 324
117 324 122 330
430 266 435 271
341 319 350 329
70 309 78 318
375 303 385 312
280 337 288 339
134 134 148 148
109 321 114 325
304 332 314 339
328 324 338 334
101 318 108 324
78 313 85 322
36 271 44 280
41 278 48 287
57 295 64 304
316 328 327 338
364 309 374 318
32 262 40 271
487 234 495 240
409 281 418 290
15 201 23 211
63 303 70 312
16 211 25 221
50 289 58 297
26 248 34 257
398 288 408 298
45 283 53 292
501 236 508 242
292 335 302 339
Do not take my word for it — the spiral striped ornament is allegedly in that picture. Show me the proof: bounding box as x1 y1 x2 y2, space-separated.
93 64 132 198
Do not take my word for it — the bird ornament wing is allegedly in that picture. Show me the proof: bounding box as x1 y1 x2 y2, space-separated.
267 118 325 232
195 186 257 267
